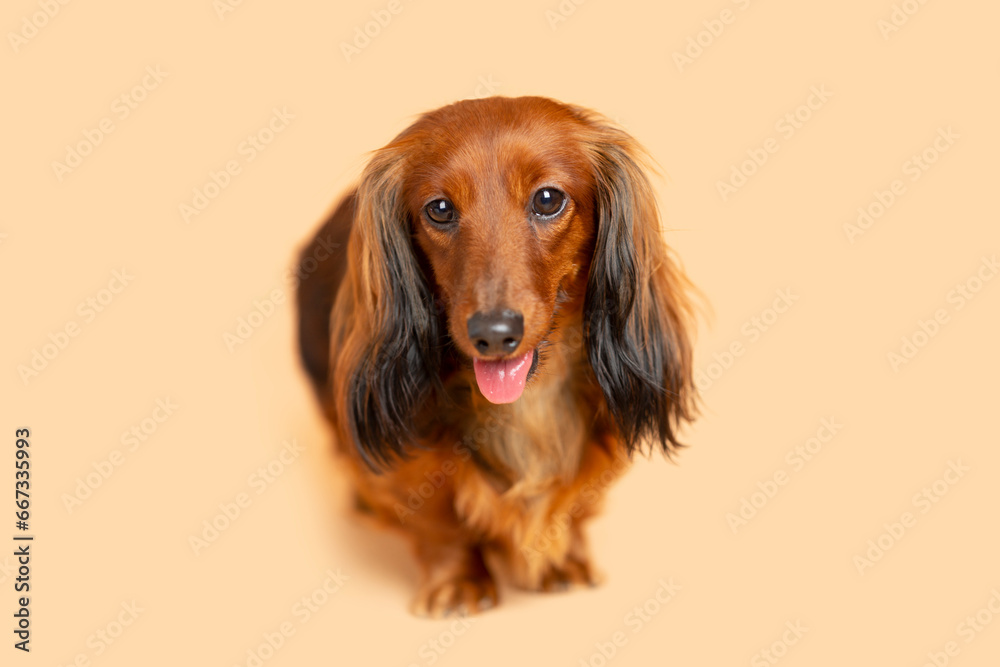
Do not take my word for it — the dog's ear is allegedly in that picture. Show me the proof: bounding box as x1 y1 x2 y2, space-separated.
332 141 441 470
581 122 697 457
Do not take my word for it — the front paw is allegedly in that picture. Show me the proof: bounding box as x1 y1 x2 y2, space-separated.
540 555 604 592
411 572 499 618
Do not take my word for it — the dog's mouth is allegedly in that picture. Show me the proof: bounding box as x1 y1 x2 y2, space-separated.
472 349 537 404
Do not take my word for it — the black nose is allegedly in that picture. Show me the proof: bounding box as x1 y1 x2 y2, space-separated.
467 309 524 356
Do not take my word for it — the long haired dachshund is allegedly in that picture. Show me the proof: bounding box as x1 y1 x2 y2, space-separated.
297 96 697 617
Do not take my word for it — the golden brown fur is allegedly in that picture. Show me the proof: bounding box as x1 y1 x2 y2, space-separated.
296 96 697 616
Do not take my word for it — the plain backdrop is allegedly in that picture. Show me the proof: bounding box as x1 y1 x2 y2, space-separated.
3 0 999 665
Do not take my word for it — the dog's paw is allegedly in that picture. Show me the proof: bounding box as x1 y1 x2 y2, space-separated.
411 573 499 618
540 556 604 592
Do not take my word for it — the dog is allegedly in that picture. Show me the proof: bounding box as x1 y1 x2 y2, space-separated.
296 96 697 617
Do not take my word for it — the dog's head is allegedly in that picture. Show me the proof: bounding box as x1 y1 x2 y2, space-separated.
337 96 696 468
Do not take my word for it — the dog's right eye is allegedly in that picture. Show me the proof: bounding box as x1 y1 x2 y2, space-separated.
425 199 457 225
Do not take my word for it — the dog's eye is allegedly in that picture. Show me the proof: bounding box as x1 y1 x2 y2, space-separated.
531 188 567 219
425 199 457 225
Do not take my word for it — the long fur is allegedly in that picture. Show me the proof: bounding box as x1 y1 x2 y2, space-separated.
578 116 696 456
335 147 444 469
296 96 698 616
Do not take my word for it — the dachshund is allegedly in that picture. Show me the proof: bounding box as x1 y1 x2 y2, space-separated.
296 96 697 617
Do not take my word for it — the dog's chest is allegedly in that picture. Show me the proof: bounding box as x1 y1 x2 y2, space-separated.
451 356 593 497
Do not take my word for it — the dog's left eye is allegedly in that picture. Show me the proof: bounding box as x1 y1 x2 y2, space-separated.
531 188 567 219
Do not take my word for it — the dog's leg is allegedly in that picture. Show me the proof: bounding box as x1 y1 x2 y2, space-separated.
538 520 604 591
504 512 602 592
355 455 499 617
410 538 498 618
535 442 628 591
505 443 623 592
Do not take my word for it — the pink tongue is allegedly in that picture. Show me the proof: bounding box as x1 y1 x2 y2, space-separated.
472 350 534 404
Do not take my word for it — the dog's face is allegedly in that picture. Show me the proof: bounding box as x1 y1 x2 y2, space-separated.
340 96 695 467
401 100 598 403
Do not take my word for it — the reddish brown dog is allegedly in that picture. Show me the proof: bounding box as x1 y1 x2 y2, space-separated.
297 96 697 617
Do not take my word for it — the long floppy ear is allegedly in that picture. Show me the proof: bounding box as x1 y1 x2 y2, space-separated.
581 120 698 457
330 141 441 470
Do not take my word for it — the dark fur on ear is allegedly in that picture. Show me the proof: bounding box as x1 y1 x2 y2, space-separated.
332 144 442 471
296 193 354 401
580 120 697 456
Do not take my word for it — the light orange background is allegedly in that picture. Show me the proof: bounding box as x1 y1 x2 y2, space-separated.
3 0 999 665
